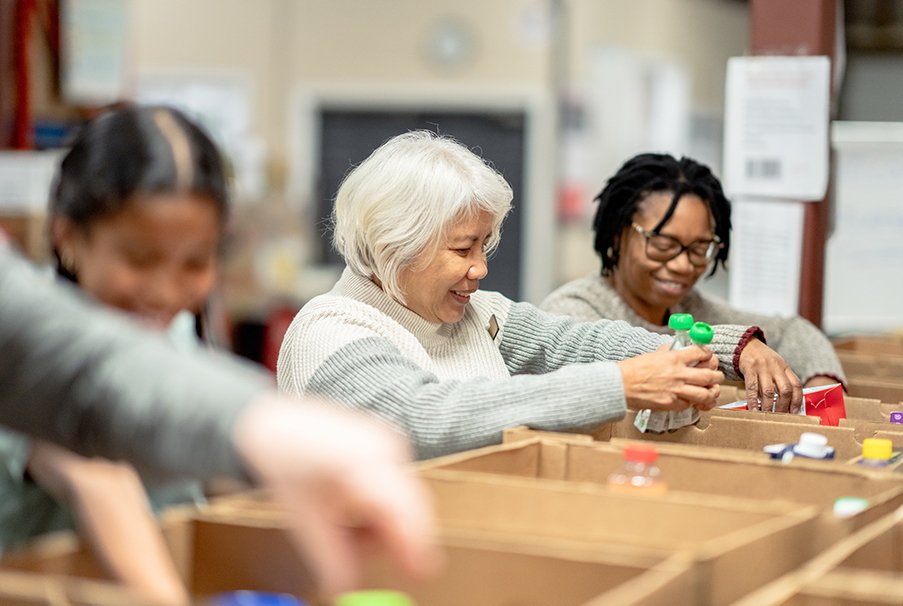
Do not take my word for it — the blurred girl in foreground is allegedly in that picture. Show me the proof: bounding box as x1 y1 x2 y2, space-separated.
0 105 230 604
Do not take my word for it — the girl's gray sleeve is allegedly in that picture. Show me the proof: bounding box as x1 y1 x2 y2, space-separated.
305 337 627 460
500 302 750 380
0 251 271 481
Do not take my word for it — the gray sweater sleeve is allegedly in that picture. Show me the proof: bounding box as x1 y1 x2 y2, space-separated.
501 301 750 381
689 292 846 386
305 337 627 460
0 250 271 481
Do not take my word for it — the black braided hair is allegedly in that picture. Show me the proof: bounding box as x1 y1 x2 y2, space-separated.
592 153 731 278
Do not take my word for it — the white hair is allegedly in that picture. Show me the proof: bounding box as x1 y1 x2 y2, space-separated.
332 130 513 303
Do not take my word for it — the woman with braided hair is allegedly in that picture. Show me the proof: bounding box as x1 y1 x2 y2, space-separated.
541 153 845 402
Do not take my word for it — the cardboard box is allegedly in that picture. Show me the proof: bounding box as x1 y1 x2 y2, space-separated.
1 469 818 606
734 505 903 605
842 396 903 423
604 413 861 460
847 377 903 405
202 477 818 605
425 438 903 547
419 467 818 605
507 404 903 470
833 335 903 358
836 350 903 381
0 502 700 606
598 408 903 461
0 569 159 605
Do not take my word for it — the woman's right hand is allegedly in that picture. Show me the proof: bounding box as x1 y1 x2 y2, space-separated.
617 345 723 412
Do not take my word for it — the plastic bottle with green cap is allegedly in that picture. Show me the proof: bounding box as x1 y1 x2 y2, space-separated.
858 438 894 467
667 313 694 350
635 314 695 433
334 590 415 606
689 322 713 348
666 321 714 430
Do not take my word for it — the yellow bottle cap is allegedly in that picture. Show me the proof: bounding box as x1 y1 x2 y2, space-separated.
862 438 893 461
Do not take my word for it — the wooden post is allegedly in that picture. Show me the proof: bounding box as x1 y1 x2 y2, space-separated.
748 0 838 328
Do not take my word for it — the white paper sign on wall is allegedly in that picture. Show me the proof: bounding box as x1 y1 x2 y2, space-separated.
723 56 831 202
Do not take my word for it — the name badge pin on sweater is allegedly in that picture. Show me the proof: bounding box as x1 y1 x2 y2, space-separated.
487 314 499 340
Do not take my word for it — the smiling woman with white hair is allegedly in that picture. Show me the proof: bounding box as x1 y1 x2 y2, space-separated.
277 131 800 460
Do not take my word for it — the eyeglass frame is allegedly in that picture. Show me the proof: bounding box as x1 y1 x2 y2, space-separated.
630 222 723 267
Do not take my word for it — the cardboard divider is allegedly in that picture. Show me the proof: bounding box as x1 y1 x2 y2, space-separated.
0 569 159 606
707 407 821 425
424 438 903 546
837 350 903 381
1 465 819 606
358 529 698 606
0 501 702 606
601 413 867 458
847 377 903 406
418 467 818 605
595 411 903 461
833 335 903 358
507 409 903 465
843 396 903 423
734 505 903 605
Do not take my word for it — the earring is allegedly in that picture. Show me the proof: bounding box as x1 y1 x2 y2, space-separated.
606 247 614 259
60 250 77 274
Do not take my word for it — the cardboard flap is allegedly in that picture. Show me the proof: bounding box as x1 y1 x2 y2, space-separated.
843 396 898 423
848 377 903 405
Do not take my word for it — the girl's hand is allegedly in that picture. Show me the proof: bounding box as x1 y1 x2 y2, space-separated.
233 396 440 597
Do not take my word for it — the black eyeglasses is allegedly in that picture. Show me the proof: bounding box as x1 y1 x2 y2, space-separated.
631 222 722 267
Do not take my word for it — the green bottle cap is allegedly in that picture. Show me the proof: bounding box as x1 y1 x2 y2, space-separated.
689 322 713 345
334 591 415 606
668 313 693 330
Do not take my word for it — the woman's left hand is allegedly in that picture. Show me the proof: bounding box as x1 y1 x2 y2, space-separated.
738 338 803 414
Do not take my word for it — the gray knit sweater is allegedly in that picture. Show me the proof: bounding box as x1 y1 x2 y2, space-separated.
277 268 754 460
0 249 270 481
540 272 846 388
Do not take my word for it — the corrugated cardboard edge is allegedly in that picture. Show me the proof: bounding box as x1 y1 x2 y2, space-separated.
732 505 903 605
582 553 697 606
0 569 157 605
503 425 594 445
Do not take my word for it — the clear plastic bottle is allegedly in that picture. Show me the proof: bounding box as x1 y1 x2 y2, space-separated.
635 314 694 433
607 443 667 495
858 438 893 467
668 313 694 351
334 591 415 606
665 321 713 430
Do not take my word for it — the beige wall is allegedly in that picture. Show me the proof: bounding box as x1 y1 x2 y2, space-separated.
568 0 748 112
131 0 747 153
128 0 748 302
131 0 553 154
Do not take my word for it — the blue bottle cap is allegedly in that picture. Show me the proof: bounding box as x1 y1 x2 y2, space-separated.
212 591 307 606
